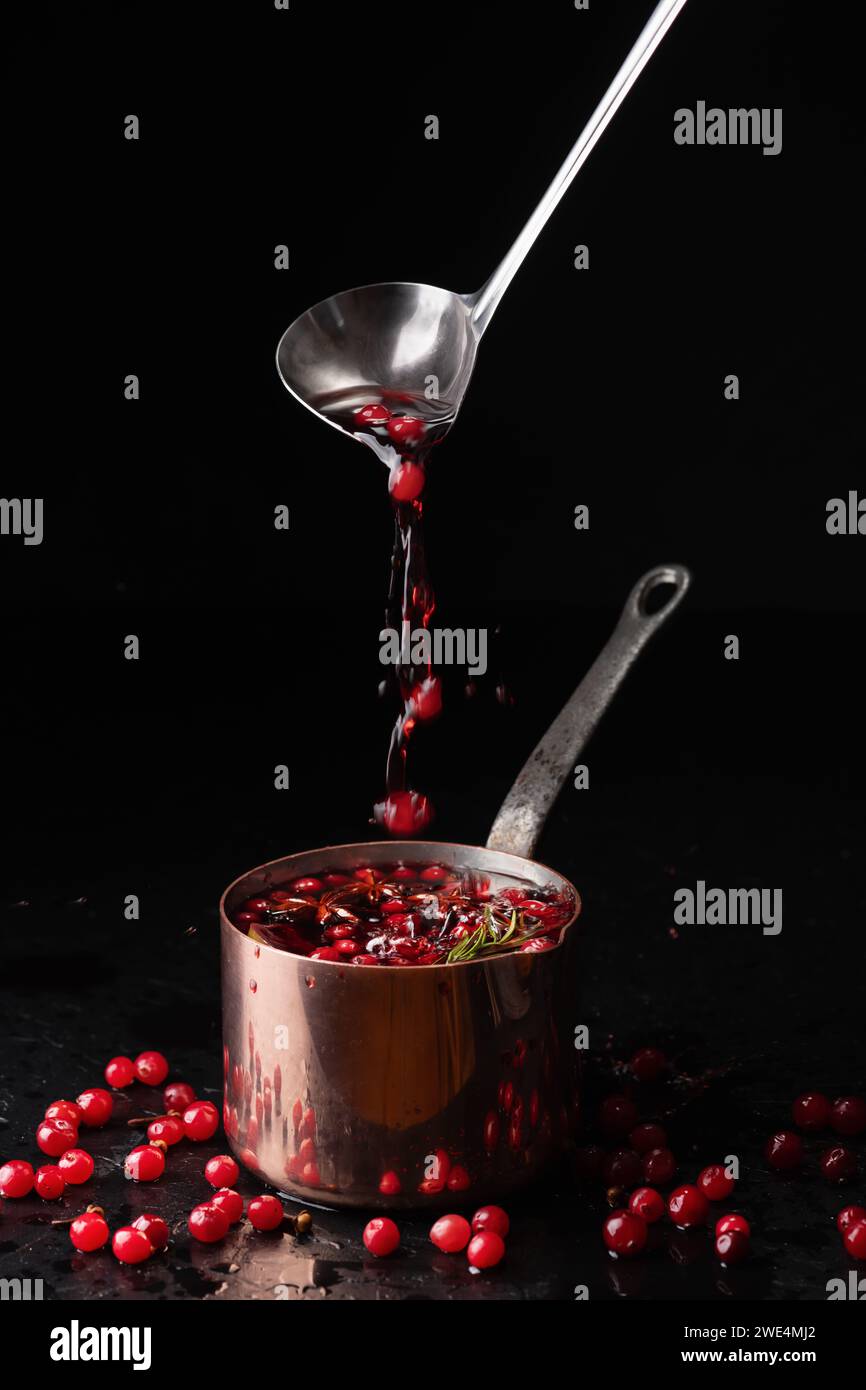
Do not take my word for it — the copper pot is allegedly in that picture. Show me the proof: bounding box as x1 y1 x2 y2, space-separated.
220 565 690 1209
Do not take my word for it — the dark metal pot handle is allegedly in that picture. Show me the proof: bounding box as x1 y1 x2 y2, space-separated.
486 564 691 859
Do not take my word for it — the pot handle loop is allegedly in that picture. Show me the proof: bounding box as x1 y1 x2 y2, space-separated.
485 564 691 860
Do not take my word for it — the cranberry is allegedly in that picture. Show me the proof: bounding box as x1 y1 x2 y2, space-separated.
378 790 434 836
698 1164 735 1201
183 1100 219 1142
830 1096 866 1137
323 872 353 887
164 1081 196 1112
792 1091 831 1131
188 1203 229 1243
821 1145 857 1183
0 1159 34 1198
483 1111 500 1152
837 1205 866 1234
133 1213 170 1249
643 1147 676 1185
354 403 391 428
353 954 379 966
134 1051 170 1086
36 1118 77 1157
387 416 426 447
410 676 442 722
205 1155 240 1188
764 1130 803 1171
309 947 341 961
716 1212 751 1238
70 1209 109 1252
113 1227 153 1265
629 1122 668 1154
211 1188 244 1224
471 1205 510 1238
668 1184 709 1228
429 1214 471 1253
58 1149 94 1185
77 1087 113 1127
447 1165 471 1192
243 896 273 913
467 1231 506 1270
715 1229 749 1264
629 1186 665 1224
630 1047 667 1082
363 1217 400 1257
124 1144 166 1182
388 460 425 502
600 1095 639 1138
602 1148 644 1190
104 1056 135 1088
843 1220 866 1260
379 1171 401 1196
289 877 325 894
602 1210 647 1258
247 1194 283 1231
35 1164 66 1200
235 910 261 927
147 1115 185 1146
45 1099 83 1125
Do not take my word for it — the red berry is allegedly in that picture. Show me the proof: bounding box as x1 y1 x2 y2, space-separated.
387 416 426 447
388 460 425 502
58 1148 94 1185
243 896 273 913
466 1231 506 1270
0 1159 34 1198
429 1214 471 1253
471 1205 510 1239
133 1213 170 1249
715 1230 749 1264
820 1145 857 1183
36 1118 78 1157
378 790 434 836
410 677 442 723
602 1148 644 1189
643 1147 676 1185
764 1130 803 1171
182 1100 219 1142
45 1099 83 1126
630 1047 667 1082
289 877 325 894
147 1115 185 1146
628 1186 665 1223
668 1184 709 1229
602 1210 647 1258
188 1203 229 1243
354 403 391 428
112 1227 153 1265
837 1205 866 1234
205 1154 240 1188
134 1051 169 1087
830 1096 866 1137
104 1056 135 1088
211 1188 244 1224
378 1171 401 1196
483 1111 500 1152
352 954 379 966
716 1213 751 1239
164 1081 196 1112
447 1165 471 1192
599 1094 639 1138
420 865 447 882
698 1164 735 1201
34 1165 66 1200
70 1209 109 1252
77 1088 113 1127
629 1122 668 1155
843 1220 866 1260
309 947 341 961
363 1217 400 1257
248 1195 283 1231
792 1091 831 1131
124 1144 165 1182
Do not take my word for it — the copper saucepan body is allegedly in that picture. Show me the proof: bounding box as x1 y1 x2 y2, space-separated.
220 565 691 1209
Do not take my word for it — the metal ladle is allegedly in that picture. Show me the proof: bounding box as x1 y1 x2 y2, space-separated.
276 0 689 432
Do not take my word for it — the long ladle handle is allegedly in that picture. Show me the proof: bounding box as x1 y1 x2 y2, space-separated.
469 0 689 339
486 564 691 859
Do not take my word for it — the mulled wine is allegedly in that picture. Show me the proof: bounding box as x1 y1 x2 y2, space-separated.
229 863 576 966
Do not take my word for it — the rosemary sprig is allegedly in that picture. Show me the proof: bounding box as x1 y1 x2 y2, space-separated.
445 908 531 964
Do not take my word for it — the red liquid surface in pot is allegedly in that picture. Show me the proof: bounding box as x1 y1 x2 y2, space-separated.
230 864 576 966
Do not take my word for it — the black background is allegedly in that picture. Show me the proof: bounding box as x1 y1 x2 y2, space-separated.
1 0 864 1311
